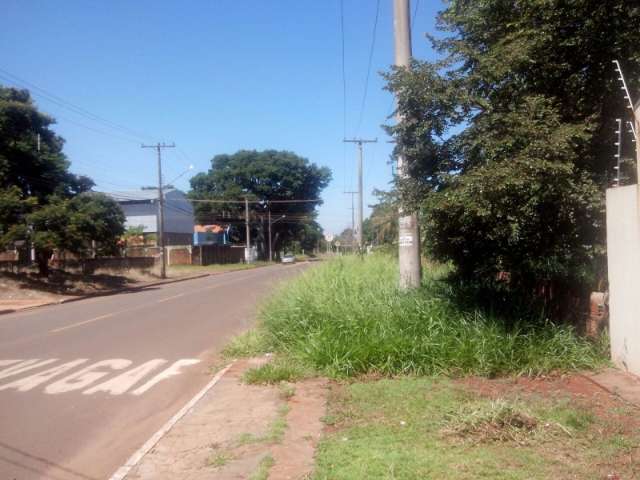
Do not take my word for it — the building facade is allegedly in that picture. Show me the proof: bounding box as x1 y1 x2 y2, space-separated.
107 188 195 245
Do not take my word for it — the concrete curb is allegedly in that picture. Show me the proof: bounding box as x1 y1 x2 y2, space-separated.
109 362 235 480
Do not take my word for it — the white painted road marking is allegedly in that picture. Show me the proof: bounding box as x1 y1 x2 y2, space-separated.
157 293 185 303
0 358 202 396
131 359 201 395
0 359 88 392
108 363 233 480
84 359 168 395
0 359 58 380
46 359 133 394
49 313 114 333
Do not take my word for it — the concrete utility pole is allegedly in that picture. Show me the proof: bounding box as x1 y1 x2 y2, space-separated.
268 206 272 262
344 138 377 250
268 209 286 262
393 0 422 289
245 197 251 263
141 142 175 279
344 191 357 245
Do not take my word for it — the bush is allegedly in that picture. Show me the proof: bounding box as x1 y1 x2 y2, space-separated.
260 255 607 377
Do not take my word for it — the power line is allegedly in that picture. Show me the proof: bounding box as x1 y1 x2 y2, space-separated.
183 198 323 204
339 0 348 193
355 0 381 136
0 67 155 143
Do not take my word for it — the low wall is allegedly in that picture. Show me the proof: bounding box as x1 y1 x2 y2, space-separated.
606 185 640 375
50 256 157 274
192 245 245 265
167 246 192 266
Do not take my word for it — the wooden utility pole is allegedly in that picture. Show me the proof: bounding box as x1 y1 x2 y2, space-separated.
393 0 422 289
141 142 175 279
344 138 377 250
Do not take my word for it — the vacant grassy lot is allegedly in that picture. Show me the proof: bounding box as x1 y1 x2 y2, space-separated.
224 254 621 478
240 254 607 379
314 377 639 480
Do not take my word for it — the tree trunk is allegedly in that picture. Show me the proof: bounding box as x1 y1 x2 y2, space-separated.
35 249 51 277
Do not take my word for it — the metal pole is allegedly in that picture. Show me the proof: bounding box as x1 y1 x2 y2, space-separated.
268 205 272 262
245 197 251 263
394 0 421 289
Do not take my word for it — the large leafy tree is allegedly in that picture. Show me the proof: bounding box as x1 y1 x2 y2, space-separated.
385 0 639 307
0 86 125 274
0 87 93 200
363 190 398 247
27 193 125 275
189 150 331 257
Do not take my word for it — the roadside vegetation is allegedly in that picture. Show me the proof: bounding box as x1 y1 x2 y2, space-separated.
233 255 607 380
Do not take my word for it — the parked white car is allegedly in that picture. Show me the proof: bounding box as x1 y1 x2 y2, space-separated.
281 253 296 264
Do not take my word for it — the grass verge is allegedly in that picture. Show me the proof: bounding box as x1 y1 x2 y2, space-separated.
314 377 639 479
256 254 607 377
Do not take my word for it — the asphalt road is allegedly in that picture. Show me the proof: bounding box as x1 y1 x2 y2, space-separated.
0 263 308 480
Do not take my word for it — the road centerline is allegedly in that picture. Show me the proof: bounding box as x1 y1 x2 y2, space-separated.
49 314 114 333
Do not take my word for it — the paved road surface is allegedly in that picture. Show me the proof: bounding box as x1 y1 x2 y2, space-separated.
0 263 307 479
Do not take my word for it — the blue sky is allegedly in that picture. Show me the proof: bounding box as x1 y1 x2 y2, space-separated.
1 0 441 236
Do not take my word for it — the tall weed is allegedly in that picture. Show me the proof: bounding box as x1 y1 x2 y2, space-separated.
261 255 607 377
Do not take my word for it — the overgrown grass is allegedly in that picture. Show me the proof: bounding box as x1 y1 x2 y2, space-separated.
257 254 607 378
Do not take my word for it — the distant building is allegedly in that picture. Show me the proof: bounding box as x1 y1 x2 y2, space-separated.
193 224 231 246
106 188 195 245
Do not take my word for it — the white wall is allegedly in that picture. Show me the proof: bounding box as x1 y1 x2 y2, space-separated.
606 185 640 375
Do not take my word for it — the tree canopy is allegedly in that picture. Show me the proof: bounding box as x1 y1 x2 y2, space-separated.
0 86 125 274
189 150 331 257
385 0 639 306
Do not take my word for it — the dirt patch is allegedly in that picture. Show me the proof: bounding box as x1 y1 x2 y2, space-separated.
126 357 328 480
0 270 154 301
457 373 640 477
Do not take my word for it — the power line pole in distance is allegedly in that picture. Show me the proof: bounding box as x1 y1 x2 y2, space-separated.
344 138 377 250
245 197 251 263
141 142 175 279
393 0 422 289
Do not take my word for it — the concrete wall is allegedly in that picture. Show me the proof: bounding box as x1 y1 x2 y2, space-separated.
606 185 640 375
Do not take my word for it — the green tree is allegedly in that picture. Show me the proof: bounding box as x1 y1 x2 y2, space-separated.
363 190 399 247
0 87 93 200
385 0 639 310
27 193 125 275
189 150 331 258
0 86 125 274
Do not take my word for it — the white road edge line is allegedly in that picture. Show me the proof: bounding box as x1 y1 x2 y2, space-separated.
108 362 234 480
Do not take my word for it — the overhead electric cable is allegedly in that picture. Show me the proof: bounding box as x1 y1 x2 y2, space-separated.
355 0 381 136
0 67 155 142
